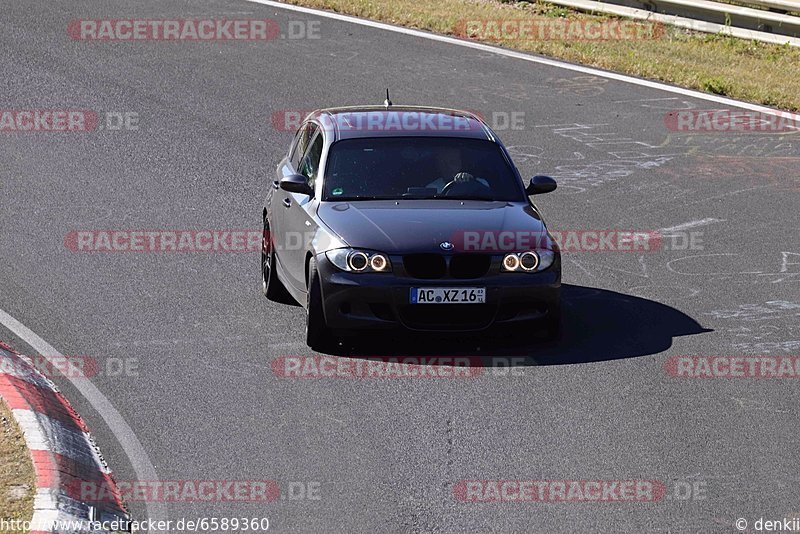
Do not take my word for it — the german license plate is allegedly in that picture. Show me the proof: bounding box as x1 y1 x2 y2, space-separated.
410 287 486 304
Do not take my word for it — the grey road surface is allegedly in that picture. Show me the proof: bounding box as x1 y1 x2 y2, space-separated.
1 1 799 532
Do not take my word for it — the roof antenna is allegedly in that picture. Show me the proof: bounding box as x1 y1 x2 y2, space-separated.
383 88 392 109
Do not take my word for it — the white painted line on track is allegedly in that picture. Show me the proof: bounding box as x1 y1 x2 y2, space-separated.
0 308 168 528
246 0 800 120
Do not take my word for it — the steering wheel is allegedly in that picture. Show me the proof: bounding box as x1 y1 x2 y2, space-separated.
441 172 489 197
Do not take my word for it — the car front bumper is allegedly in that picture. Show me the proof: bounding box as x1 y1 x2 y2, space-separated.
316 254 561 333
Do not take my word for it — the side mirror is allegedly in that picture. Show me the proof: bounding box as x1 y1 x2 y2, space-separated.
526 175 557 195
280 174 313 196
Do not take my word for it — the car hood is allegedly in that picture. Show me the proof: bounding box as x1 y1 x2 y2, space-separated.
317 200 548 253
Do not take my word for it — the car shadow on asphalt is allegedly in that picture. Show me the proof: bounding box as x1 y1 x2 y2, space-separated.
326 284 711 366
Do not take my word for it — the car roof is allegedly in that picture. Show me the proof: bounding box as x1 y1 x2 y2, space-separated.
306 106 496 141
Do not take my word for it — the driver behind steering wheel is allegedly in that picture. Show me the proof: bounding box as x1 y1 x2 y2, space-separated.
425 147 490 195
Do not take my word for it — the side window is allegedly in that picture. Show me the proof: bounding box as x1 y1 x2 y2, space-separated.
298 132 324 189
290 123 317 169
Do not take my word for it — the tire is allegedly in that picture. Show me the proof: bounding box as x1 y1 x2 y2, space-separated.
261 216 292 303
305 257 335 351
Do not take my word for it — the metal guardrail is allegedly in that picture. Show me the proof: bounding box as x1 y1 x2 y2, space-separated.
732 0 799 13
606 0 800 35
545 0 800 45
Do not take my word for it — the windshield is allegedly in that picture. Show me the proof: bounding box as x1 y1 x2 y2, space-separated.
323 137 525 201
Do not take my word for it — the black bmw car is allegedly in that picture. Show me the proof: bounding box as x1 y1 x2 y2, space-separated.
262 105 561 350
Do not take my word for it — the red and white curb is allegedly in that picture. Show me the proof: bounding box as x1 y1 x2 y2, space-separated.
0 341 129 533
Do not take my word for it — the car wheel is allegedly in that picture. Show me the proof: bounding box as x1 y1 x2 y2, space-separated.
261 216 291 303
305 257 335 351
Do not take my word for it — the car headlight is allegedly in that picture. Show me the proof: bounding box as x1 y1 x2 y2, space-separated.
501 250 555 272
325 248 392 273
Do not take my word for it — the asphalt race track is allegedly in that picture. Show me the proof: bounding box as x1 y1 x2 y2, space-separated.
1 1 799 532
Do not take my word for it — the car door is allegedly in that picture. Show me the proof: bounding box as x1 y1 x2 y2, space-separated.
282 124 323 293
272 122 315 276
